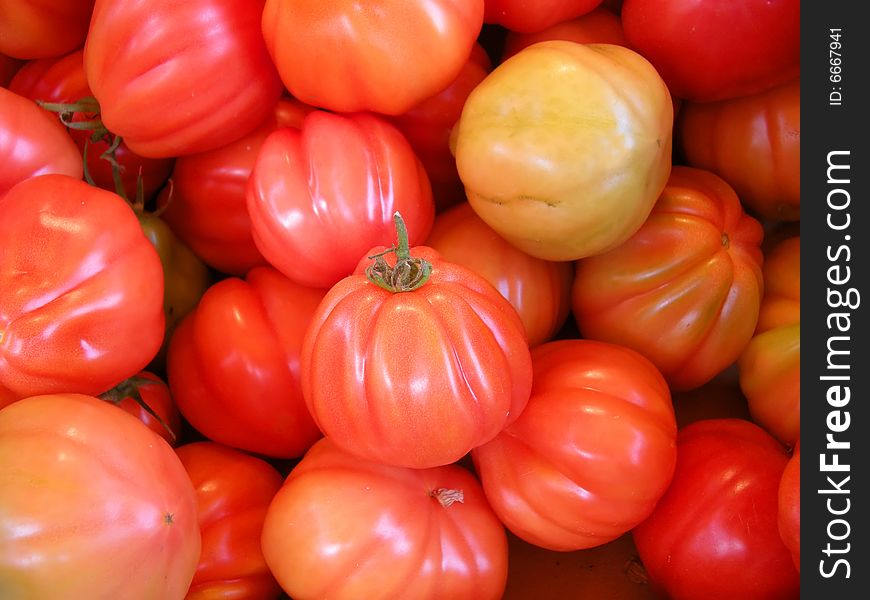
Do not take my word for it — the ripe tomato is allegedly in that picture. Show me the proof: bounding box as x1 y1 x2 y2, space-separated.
0 393 200 599
484 0 604 34
0 53 25 87
159 98 313 276
621 0 800 102
472 339 677 551
425 202 574 347
0 0 94 60
167 266 325 458
679 78 800 221
0 174 164 401
738 235 800 445
247 110 435 289
261 437 509 600
0 86 82 196
573 166 764 391
176 442 284 600
301 214 532 469
262 0 485 115
9 48 175 202
453 41 673 261
84 0 283 158
100 370 182 446
778 440 800 572
633 418 799 600
501 6 628 60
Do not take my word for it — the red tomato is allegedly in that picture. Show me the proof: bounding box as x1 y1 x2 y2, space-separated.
0 0 94 60
84 0 283 158
247 110 435 289
472 339 677 551
671 368 751 429
501 6 628 60
573 166 764 391
261 437 509 600
159 98 313 276
301 214 533 469
99 370 182 446
9 49 174 202
679 78 800 221
484 0 604 34
739 235 800 445
632 418 799 600
0 53 25 87
778 440 800 572
390 43 491 211
176 442 284 600
0 174 164 401
425 202 574 347
167 267 325 459
262 0 485 115
621 0 800 102
0 393 200 599
0 86 82 196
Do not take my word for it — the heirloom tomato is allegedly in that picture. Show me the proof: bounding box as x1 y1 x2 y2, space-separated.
472 339 677 551
501 6 627 60
0 175 164 401
301 214 532 469
84 0 283 158
0 393 200 599
484 0 603 33
100 370 182 446
778 440 800 572
247 110 435 289
262 0 485 115
261 437 509 600
738 235 800 445
633 418 799 600
159 98 313 276
573 166 764 391
621 0 800 102
679 78 800 221
176 442 284 600
167 267 325 458
453 41 673 261
425 202 573 347
0 86 82 196
0 0 94 60
9 49 174 202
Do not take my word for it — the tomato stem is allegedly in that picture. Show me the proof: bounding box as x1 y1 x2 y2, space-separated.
365 211 432 293
99 376 177 443
430 488 465 508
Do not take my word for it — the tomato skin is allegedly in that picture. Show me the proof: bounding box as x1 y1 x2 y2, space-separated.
0 393 200 599
621 0 800 102
632 418 799 600
301 245 533 470
573 166 764 391
484 0 604 34
425 202 573 347
778 440 800 572
453 41 673 261
9 49 175 202
261 437 509 600
159 98 312 276
501 6 627 60
167 267 325 459
0 174 164 401
679 78 800 222
0 53 25 87
0 86 82 196
247 110 435 289
262 0 485 115
0 0 94 60
102 370 183 446
176 442 284 600
84 0 283 158
472 339 676 551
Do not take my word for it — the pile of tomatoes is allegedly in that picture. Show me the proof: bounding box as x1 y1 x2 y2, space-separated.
1 1 800 599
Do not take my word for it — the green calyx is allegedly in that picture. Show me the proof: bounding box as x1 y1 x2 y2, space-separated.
366 212 432 293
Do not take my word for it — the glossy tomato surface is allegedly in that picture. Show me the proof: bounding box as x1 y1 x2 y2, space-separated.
472 339 677 551
0 174 164 401
0 0 94 60
573 166 764 391
0 393 200 599
632 418 799 600
453 41 673 261
261 437 509 600
177 442 284 600
778 440 800 572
